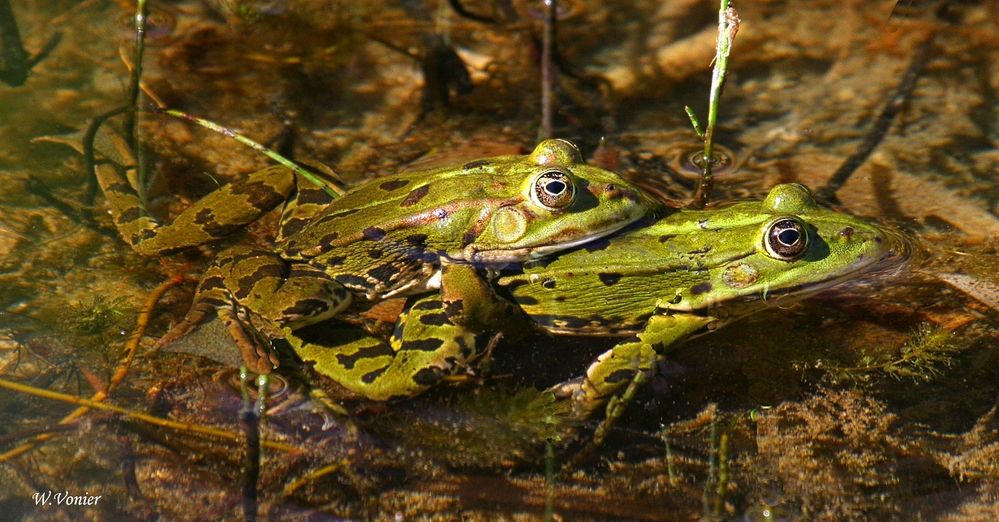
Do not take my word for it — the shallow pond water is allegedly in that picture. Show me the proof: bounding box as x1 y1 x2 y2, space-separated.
1 0 997 520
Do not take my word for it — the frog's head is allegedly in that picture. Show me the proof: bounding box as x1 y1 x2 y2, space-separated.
464 139 657 262
665 183 909 315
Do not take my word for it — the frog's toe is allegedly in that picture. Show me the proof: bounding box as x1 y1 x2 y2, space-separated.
219 306 277 374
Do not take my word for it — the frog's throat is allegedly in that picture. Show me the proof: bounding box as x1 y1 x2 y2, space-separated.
462 219 638 264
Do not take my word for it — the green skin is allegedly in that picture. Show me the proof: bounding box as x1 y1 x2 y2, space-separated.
290 184 906 412
94 139 655 385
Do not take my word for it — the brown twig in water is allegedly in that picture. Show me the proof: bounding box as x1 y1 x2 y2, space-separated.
0 275 185 462
816 30 935 203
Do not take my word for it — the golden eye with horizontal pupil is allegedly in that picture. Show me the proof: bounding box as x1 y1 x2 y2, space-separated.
764 218 808 260
532 170 575 209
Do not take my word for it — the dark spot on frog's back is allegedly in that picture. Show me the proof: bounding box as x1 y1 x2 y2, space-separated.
379 179 410 191
282 298 330 318
418 311 452 326
116 206 142 224
444 300 464 317
401 338 445 352
605 369 635 384
400 185 431 207
691 282 713 295
362 227 386 241
367 263 399 282
361 367 387 384
598 272 623 286
406 234 428 246
411 367 442 386
193 208 241 237
193 208 215 225
229 180 283 207
413 299 444 311
462 159 490 170
294 187 335 206
659 234 675 243
368 248 383 259
335 343 394 370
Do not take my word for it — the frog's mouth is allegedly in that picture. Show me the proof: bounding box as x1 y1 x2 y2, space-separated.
464 218 639 264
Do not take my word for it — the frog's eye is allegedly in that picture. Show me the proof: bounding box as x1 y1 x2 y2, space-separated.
532 170 576 210
764 218 808 260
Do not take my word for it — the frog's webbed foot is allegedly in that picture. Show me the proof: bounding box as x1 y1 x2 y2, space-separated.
152 300 215 351
220 306 279 374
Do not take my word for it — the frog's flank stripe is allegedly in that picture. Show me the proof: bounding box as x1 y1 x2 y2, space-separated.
284 197 520 258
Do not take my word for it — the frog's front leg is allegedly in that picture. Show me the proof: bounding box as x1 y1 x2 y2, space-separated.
289 292 496 401
438 262 529 334
97 162 296 255
551 314 714 419
155 245 353 373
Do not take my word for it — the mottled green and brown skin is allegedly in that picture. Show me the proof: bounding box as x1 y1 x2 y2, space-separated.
288 184 905 413
497 183 907 417
95 139 655 398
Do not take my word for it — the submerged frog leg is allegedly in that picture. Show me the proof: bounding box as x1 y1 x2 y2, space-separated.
551 314 713 419
288 293 493 401
96 163 295 255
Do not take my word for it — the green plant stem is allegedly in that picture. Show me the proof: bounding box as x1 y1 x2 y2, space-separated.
692 1 738 209
539 0 556 139
159 109 344 197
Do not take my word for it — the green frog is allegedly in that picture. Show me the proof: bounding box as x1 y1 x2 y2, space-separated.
290 184 906 412
94 138 655 384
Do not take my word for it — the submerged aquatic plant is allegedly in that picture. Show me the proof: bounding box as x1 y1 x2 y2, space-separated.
66 295 135 338
821 323 961 384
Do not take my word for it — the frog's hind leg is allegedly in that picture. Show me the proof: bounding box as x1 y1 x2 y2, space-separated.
155 245 354 374
288 294 494 401
96 163 296 256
